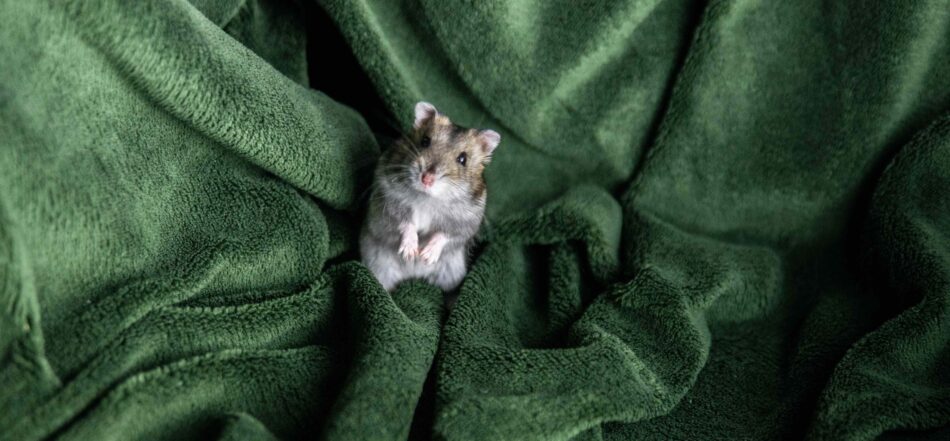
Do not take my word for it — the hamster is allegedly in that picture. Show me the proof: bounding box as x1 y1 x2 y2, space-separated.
360 102 501 292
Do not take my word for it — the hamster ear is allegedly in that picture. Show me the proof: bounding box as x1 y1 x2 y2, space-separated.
414 102 437 129
478 129 501 155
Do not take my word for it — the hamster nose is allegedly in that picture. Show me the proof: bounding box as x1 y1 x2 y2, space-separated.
421 165 437 188
421 171 435 188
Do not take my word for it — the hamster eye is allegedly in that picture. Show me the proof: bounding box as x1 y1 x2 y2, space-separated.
456 152 467 166
420 136 431 148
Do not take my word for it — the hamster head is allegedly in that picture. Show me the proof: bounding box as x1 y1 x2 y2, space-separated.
381 102 501 202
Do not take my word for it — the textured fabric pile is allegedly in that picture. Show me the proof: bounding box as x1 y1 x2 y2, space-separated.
1 1 948 440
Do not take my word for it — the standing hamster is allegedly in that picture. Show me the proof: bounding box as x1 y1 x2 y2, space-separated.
360 102 501 292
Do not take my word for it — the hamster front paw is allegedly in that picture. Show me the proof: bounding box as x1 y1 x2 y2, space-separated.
398 233 418 261
419 233 447 265
419 245 441 264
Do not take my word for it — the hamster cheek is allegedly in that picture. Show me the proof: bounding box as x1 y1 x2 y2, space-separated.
430 179 455 199
441 178 469 200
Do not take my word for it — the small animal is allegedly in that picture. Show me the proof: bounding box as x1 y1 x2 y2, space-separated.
360 102 501 292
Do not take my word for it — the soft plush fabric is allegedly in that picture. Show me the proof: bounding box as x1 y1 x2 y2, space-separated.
1 0 948 440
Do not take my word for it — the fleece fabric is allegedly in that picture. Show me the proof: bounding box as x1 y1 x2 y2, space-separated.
1 0 948 440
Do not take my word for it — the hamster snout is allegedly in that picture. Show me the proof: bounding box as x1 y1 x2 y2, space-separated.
420 165 437 189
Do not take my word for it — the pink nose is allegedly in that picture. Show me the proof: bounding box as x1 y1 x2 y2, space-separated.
421 172 435 188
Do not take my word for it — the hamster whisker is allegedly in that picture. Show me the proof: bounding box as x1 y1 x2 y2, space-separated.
377 165 411 174
398 134 424 157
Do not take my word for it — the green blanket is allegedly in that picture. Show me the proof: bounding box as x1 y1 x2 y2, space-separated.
2 0 949 439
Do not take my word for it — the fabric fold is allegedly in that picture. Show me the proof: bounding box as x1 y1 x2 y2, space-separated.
2 0 949 440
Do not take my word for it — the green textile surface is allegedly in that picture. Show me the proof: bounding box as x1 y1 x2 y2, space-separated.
2 0 949 440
